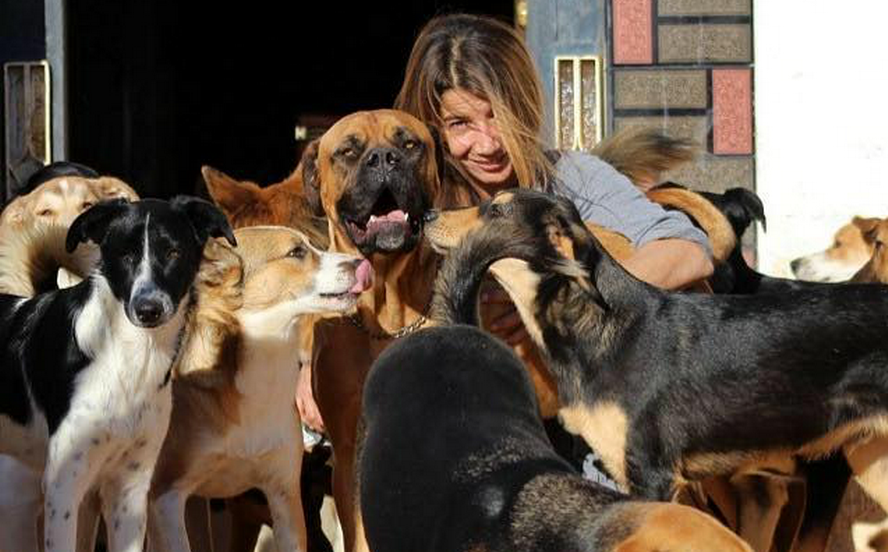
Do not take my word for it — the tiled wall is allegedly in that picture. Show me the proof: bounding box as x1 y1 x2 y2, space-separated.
609 0 754 200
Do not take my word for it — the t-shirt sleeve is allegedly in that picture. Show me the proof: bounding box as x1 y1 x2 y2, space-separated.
553 151 713 257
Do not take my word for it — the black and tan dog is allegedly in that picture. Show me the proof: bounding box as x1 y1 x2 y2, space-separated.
358 320 751 552
425 188 888 551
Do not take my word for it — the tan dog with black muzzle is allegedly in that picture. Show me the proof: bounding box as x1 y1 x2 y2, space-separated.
300 110 444 552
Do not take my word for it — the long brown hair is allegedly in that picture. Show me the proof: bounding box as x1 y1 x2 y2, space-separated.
395 13 553 207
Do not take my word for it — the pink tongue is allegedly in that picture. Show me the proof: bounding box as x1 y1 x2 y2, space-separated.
350 259 374 294
380 210 406 222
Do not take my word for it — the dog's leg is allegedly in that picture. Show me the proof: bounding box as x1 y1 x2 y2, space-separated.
265 486 308 552
730 474 789 552
0 455 42 552
845 437 888 552
77 489 102 552
43 452 101 552
99 469 154 552
148 489 190 552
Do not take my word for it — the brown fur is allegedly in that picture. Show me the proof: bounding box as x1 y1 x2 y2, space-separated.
202 165 329 249
592 127 698 190
644 186 735 263
792 216 879 282
150 226 364 552
851 218 888 284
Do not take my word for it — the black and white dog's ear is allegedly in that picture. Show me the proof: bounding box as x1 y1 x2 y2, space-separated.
65 198 129 252
171 195 237 247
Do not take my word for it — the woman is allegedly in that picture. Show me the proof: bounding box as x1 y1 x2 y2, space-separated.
393 12 713 344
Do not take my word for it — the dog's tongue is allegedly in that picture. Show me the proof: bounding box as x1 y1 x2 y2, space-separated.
350 259 374 294
367 210 407 233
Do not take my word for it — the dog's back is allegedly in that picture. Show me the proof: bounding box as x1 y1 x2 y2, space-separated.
360 325 750 552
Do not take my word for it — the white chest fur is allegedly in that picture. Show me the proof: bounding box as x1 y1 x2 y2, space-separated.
68 277 186 438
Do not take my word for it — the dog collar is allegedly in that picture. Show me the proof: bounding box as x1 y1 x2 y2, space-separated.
348 311 428 340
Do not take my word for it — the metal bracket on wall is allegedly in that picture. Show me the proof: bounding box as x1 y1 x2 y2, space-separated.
554 55 604 151
4 60 52 202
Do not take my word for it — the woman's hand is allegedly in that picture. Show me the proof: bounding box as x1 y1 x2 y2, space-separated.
296 362 325 432
481 287 529 346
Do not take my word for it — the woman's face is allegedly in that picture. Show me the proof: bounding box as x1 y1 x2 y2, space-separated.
439 89 515 190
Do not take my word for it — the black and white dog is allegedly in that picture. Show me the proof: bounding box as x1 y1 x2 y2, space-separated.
0 196 235 552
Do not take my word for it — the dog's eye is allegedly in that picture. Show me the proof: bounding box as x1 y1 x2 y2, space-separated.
287 246 307 260
122 253 137 265
37 209 54 217
338 147 357 159
403 140 417 150
166 248 180 262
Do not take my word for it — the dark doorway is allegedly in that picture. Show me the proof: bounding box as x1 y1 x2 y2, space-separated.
66 0 515 199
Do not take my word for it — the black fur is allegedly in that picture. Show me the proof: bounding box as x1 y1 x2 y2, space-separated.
360 324 643 552
0 196 235 435
654 183 829 294
431 188 888 500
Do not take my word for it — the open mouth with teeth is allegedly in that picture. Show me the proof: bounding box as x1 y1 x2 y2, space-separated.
344 188 422 253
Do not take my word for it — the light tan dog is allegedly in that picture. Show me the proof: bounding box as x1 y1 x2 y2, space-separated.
148 226 371 552
791 216 880 282
0 174 138 235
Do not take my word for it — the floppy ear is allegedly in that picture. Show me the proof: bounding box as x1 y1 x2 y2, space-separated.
65 198 129 252
170 195 237 247
300 140 324 217
94 177 139 201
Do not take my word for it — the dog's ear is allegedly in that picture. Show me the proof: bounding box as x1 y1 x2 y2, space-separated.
66 198 130 252
94 176 140 202
300 140 325 217
853 216 882 241
201 166 260 217
171 195 237 247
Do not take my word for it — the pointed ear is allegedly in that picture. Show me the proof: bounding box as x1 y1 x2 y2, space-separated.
66 198 129 252
201 166 260 218
299 140 324 217
171 195 237 247
853 216 881 239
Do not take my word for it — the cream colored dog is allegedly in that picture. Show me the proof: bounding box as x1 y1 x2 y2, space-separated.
0 174 138 236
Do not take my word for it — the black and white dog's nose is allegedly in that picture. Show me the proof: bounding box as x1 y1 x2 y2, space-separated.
133 297 165 327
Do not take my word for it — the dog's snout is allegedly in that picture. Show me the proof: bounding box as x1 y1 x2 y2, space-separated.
133 297 165 326
423 210 439 224
365 148 401 171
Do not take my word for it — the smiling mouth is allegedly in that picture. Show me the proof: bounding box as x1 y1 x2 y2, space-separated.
345 188 421 247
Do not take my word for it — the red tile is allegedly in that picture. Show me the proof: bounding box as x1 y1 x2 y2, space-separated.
713 68 753 155
613 0 653 65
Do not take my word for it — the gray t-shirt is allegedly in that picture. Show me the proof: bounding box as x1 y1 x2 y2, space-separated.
550 150 712 257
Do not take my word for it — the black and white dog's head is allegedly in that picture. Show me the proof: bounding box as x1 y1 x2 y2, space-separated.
66 196 236 328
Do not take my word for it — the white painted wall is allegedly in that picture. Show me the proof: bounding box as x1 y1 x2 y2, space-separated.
754 0 888 276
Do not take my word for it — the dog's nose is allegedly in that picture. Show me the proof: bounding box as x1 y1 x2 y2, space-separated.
789 258 802 273
133 297 164 326
423 210 439 223
365 147 401 171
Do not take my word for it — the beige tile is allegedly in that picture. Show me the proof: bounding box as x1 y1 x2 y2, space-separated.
614 69 708 109
658 24 752 63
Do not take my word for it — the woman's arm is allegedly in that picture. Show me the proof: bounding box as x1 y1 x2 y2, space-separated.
621 238 714 290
